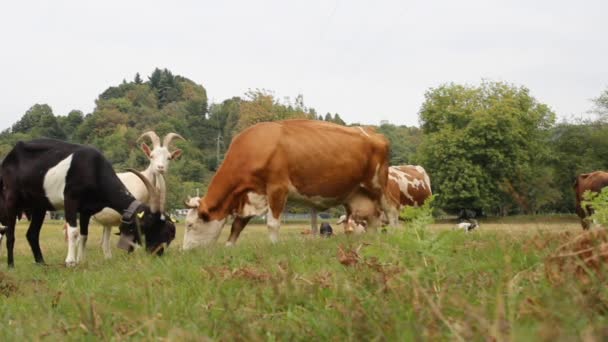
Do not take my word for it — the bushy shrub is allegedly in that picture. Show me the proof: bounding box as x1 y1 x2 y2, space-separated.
583 188 608 227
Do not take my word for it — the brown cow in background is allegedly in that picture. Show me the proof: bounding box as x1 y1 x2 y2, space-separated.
574 171 608 229
339 165 433 233
387 165 432 208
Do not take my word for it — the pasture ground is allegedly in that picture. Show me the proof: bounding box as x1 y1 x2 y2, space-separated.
1 216 608 340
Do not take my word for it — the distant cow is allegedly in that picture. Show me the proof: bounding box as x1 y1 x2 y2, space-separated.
183 119 395 249
574 171 608 229
338 164 433 232
387 165 432 208
0 139 175 268
319 223 333 237
454 219 479 232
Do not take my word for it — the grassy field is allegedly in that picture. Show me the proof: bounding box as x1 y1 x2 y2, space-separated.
1 216 608 340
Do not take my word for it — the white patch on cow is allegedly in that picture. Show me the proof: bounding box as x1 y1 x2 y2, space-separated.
182 209 226 250
43 154 74 209
101 226 112 259
358 126 370 137
390 166 429 206
242 192 268 216
0 230 4 254
65 225 79 266
337 215 347 225
267 209 281 243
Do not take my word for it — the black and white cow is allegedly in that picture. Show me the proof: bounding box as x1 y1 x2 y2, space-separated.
0 138 176 268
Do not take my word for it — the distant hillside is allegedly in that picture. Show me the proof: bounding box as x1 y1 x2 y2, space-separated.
0 68 421 212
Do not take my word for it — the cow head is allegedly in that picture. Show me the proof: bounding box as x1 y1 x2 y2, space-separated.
118 169 176 255
139 131 184 175
182 196 227 250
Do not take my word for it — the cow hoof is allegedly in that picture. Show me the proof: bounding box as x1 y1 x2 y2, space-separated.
65 260 77 267
225 241 234 247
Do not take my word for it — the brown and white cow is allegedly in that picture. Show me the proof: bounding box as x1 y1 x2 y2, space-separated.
183 119 396 249
574 171 608 229
338 164 432 233
387 165 432 208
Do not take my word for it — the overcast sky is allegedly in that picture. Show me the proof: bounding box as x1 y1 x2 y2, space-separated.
0 0 606 129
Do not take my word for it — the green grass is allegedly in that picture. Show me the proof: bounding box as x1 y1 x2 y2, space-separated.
1 217 607 340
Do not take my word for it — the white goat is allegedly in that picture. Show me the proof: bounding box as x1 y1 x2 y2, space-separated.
93 131 184 258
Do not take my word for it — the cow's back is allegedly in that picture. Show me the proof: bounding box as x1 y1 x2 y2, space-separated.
1 139 108 204
388 165 432 208
575 171 608 203
218 120 390 205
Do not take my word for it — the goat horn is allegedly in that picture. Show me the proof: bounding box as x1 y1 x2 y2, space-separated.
138 131 161 149
126 168 159 213
157 173 167 214
163 132 185 148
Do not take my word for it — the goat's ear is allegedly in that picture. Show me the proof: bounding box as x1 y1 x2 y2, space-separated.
141 143 152 158
170 149 182 160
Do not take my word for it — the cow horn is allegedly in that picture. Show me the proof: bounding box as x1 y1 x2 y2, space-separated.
127 168 159 213
163 133 185 148
138 131 161 149
184 196 199 209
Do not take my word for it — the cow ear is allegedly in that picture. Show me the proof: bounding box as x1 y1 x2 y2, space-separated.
170 149 182 160
141 143 152 158
198 202 210 222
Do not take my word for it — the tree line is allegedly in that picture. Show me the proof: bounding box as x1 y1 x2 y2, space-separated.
0 68 606 216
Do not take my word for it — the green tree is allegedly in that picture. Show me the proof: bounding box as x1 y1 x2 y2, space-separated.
12 104 66 139
235 89 314 133
333 113 346 125
417 81 556 214
378 124 422 165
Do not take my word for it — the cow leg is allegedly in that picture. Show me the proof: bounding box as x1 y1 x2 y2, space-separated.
76 213 90 263
381 196 400 227
101 225 113 258
310 208 318 235
267 188 288 243
343 206 354 234
26 209 47 264
5 208 17 268
226 216 253 246
64 200 79 267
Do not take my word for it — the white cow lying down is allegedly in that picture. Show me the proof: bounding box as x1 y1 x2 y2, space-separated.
454 219 479 232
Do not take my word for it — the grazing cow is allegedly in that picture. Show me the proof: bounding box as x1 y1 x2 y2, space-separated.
0 139 175 268
336 165 433 232
387 165 432 208
574 171 608 229
93 131 184 258
319 223 333 237
183 119 394 249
